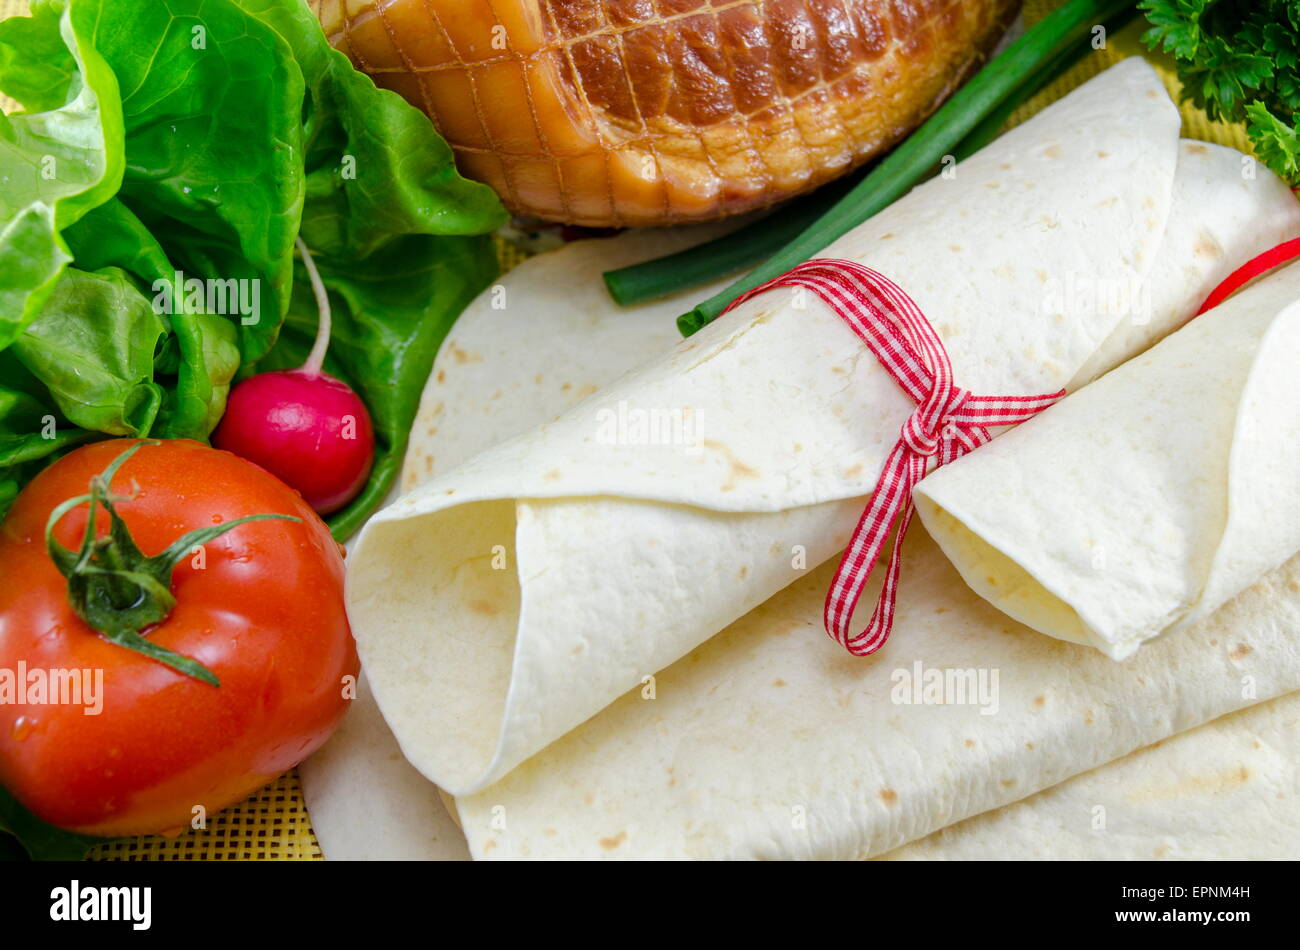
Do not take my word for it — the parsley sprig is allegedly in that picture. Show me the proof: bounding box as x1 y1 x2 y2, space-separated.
1141 0 1300 183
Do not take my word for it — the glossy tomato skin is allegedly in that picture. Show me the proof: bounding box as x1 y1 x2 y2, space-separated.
0 439 358 836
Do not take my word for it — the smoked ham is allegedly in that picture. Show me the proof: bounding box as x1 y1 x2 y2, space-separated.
312 1 1018 227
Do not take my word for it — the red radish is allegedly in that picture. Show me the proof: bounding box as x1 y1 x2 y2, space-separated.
213 239 374 516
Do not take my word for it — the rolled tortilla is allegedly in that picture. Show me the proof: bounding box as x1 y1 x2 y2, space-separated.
347 58 1300 799
308 128 1300 858
305 222 735 861
449 535 1300 859
309 678 1300 860
881 691 1300 860
915 263 1300 660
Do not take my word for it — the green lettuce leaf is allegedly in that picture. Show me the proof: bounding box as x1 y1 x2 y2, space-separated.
0 0 124 350
0 0 506 544
242 0 507 257
64 199 241 438
86 0 306 364
12 266 166 437
0 348 96 522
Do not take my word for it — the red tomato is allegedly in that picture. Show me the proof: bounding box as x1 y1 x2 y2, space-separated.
0 439 357 837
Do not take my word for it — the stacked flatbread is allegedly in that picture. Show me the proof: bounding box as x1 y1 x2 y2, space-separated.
306 59 1300 859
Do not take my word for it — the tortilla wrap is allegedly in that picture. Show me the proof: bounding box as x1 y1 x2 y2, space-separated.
446 530 1300 858
915 263 1300 660
306 101 1300 856
307 678 1300 860
344 58 1300 803
303 222 735 861
883 691 1300 860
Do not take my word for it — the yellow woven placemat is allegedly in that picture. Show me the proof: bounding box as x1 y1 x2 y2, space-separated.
0 0 1257 860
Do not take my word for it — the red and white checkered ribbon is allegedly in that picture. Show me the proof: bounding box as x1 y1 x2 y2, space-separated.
720 259 1066 656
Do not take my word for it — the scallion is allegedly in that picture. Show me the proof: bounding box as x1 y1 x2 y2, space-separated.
670 0 1137 336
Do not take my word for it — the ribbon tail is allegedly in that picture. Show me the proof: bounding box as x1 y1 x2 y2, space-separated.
822 443 911 646
825 448 925 655
844 502 917 656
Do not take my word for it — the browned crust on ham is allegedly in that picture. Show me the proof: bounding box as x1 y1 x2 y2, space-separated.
313 0 1020 226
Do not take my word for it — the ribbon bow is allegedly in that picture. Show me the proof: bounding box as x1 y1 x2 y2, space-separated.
720 260 1065 656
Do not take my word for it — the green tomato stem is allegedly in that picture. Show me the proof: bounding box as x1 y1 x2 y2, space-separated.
44 441 300 686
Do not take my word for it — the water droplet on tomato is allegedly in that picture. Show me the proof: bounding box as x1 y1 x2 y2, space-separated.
11 716 34 741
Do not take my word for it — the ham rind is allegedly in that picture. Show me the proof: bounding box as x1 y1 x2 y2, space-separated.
311 0 1020 226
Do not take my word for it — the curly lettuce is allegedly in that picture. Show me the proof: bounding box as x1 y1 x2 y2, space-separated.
0 0 507 535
